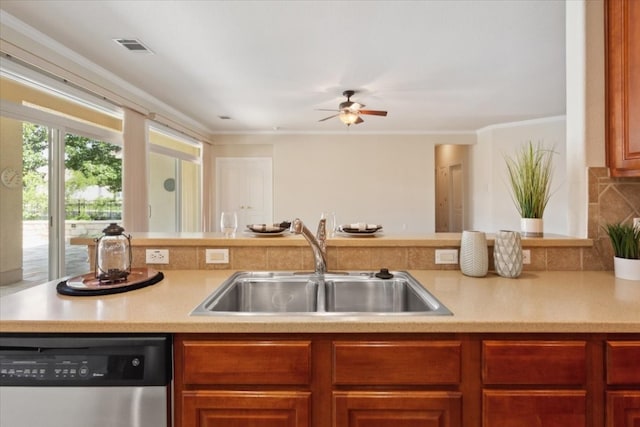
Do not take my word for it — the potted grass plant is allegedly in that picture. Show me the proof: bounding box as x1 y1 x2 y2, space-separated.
603 223 640 281
504 141 555 237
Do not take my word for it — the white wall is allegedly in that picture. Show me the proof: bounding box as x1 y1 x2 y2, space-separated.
469 117 567 235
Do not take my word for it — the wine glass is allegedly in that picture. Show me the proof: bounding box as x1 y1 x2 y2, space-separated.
220 211 238 238
321 211 336 237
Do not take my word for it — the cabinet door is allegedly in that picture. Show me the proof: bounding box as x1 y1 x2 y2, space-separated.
334 391 462 427
483 390 586 427
606 0 640 177
182 390 310 427
607 391 640 427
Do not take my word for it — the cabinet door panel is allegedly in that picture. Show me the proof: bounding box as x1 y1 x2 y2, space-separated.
606 0 640 176
483 340 586 385
606 341 640 385
333 341 461 385
181 340 311 385
607 391 640 427
483 390 586 427
182 390 310 427
334 391 462 427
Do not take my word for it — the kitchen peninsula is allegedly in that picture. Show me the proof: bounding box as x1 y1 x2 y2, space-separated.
0 226 632 427
1 268 639 427
4 230 639 427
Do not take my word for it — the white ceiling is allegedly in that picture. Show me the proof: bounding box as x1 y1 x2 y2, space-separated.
0 0 566 135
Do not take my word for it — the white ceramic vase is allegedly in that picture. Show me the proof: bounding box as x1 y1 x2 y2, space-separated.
459 230 488 277
521 218 543 237
613 257 640 281
493 230 523 278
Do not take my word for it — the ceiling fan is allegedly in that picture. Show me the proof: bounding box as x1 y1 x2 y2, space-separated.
318 90 388 126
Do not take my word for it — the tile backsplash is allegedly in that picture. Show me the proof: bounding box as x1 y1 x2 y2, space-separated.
587 167 640 270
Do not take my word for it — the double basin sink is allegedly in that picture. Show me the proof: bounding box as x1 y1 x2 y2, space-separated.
191 271 452 316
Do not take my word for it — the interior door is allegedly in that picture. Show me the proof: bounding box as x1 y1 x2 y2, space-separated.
449 164 464 232
216 157 273 230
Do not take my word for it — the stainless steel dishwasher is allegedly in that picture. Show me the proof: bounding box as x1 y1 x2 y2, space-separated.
0 334 171 427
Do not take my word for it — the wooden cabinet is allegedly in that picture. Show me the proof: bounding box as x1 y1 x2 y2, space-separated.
174 334 639 427
606 0 640 177
333 341 462 427
175 337 312 427
482 340 588 427
606 341 640 427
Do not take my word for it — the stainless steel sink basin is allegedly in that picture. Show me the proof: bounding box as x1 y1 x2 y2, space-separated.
191 271 452 316
197 275 318 313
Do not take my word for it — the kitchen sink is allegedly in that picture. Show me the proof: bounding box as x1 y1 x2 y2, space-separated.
190 271 452 316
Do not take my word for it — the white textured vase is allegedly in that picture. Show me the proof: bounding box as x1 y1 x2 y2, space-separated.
494 230 523 278
614 257 640 281
460 231 488 277
521 218 543 237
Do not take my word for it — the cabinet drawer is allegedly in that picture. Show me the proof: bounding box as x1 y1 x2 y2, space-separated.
483 340 586 385
606 341 640 385
181 340 311 385
483 390 586 427
333 341 461 385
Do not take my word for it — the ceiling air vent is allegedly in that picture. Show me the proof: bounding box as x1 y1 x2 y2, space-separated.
113 38 154 54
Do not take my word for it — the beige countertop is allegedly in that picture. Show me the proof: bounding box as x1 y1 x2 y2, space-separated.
70 232 592 248
1 270 638 334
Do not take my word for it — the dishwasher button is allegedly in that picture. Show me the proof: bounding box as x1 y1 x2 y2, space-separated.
79 365 89 377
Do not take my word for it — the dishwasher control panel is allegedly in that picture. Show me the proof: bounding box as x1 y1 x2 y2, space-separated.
0 334 171 387
0 355 144 385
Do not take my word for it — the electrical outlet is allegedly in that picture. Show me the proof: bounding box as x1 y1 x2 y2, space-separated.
435 249 458 264
522 249 531 265
146 249 169 264
206 248 229 264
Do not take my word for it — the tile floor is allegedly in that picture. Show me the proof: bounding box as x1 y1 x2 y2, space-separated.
1 239 90 298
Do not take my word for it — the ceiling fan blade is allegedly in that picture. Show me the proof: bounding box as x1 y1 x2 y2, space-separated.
318 114 339 122
354 116 364 124
359 109 388 117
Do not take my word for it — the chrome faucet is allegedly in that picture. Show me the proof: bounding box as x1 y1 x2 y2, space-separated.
291 218 327 275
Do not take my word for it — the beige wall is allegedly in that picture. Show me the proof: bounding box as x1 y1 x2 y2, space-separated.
0 117 23 285
210 133 475 233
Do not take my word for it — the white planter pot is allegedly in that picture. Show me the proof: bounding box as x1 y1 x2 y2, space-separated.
613 257 640 281
521 218 543 237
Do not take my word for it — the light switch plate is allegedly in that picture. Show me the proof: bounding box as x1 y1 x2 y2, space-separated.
435 249 458 264
206 248 229 264
146 249 169 264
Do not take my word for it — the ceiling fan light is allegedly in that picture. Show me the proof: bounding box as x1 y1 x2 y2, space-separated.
339 110 359 125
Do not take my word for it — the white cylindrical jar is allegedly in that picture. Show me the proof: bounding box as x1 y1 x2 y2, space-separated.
494 230 523 278
459 230 488 277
